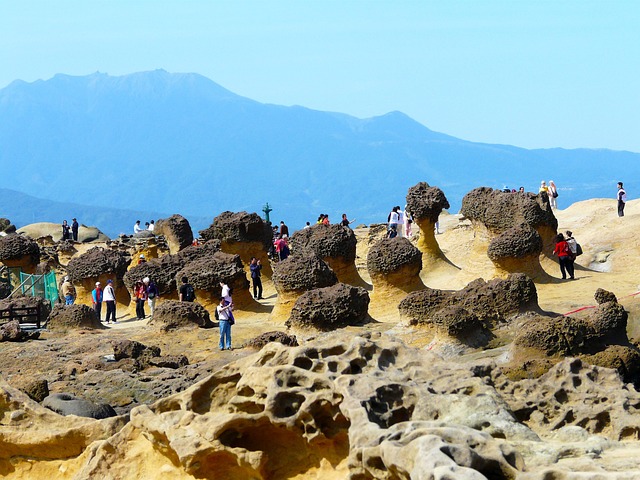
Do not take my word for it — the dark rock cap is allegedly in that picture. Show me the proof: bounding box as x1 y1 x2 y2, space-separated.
200 211 272 250
150 300 212 331
0 233 40 263
175 251 248 292
272 250 337 292
66 247 130 282
155 214 194 251
406 182 450 223
487 224 543 260
367 237 422 274
290 224 357 262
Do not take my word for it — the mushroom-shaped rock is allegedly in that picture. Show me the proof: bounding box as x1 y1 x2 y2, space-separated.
0 294 52 327
405 182 450 264
149 300 212 332
271 250 338 321
286 283 370 331
487 224 545 277
47 304 103 331
0 233 40 273
461 187 558 261
175 251 250 311
366 237 424 318
200 211 273 277
290 224 364 286
66 247 131 307
155 214 194 254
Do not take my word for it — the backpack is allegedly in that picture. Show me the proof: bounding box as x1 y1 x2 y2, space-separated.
184 284 195 302
214 307 219 320
575 243 583 256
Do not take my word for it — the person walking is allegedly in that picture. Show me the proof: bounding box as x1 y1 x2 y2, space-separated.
179 276 196 302
103 279 117 323
92 281 103 320
61 276 76 305
250 257 263 299
548 181 558 209
61 220 71 241
216 297 233 350
134 280 147 319
71 218 79 241
279 221 289 237
553 233 574 280
144 277 158 320
617 182 627 217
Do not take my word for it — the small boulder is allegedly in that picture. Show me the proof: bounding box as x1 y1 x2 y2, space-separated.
150 300 212 331
155 214 194 254
43 393 117 419
112 339 161 361
47 304 103 331
595 288 618 305
0 320 40 342
245 331 299 349
19 379 49 402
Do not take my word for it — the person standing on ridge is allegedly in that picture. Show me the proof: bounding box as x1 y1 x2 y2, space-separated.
548 181 558 209
553 233 574 280
539 181 548 195
144 277 158 320
250 257 263 300
148 220 155 232
92 281 103 321
71 218 79 241
341 214 355 228
617 182 627 217
103 279 117 323
61 220 71 241
279 221 289 237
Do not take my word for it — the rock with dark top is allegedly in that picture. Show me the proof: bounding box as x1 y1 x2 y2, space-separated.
367 237 422 275
113 339 161 361
290 224 357 263
487 224 544 260
245 331 299 349
133 230 155 239
155 214 194 253
286 283 370 331
175 251 249 294
430 305 493 347
272 250 337 293
43 393 117 419
66 247 130 283
199 211 273 250
0 233 40 264
20 379 49 402
150 300 212 331
0 218 17 234
400 273 540 327
47 304 103 331
0 320 41 342
147 355 189 369
405 182 450 223
0 282 10 300
595 288 618 305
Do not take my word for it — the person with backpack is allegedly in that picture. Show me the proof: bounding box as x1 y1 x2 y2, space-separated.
144 277 159 320
179 276 196 302
134 280 147 319
216 297 233 350
553 233 575 280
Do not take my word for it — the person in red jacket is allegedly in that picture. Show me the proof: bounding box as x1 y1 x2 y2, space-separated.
553 233 574 280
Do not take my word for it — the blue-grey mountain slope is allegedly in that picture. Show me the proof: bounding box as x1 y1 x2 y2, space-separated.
1 70 638 233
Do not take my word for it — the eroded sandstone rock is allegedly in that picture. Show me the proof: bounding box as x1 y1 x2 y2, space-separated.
245 331 299 349
405 182 450 265
155 214 194 254
150 300 212 331
47 304 103 331
0 233 40 273
43 393 117 419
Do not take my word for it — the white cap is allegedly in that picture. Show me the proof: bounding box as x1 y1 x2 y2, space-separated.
143 277 150 284
139 254 145 259
95 281 101 286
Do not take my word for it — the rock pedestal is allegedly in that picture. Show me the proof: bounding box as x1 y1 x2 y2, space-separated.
0 234 41 282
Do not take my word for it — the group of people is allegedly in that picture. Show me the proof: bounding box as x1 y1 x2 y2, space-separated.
61 218 79 241
133 220 155 234
539 181 559 209
387 206 413 238
91 279 119 323
552 231 581 280
89 277 158 324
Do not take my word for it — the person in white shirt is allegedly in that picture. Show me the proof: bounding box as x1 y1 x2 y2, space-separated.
148 220 155 232
133 220 142 234
103 279 117 324
216 297 233 350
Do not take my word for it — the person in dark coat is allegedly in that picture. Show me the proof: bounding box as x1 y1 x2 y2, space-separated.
71 218 79 241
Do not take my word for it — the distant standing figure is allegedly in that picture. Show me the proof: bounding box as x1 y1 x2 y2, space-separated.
250 257 263 300
275 235 290 261
133 220 142 234
341 214 355 228
138 254 146 265
403 205 412 237
279 221 289 237
62 276 76 305
92 281 103 320
303 222 311 229
396 206 404 237
71 218 79 241
216 297 233 351
134 280 147 319
144 277 158 320
387 206 400 234
518 186 525 193
103 279 117 323
220 280 236 324
617 182 627 217
148 220 155 232
61 220 71 241
548 181 558 209
539 181 548 195
553 233 574 280
179 276 196 302
144 222 150 230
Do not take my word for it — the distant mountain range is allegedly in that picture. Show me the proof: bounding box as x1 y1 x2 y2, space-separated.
1 69 638 235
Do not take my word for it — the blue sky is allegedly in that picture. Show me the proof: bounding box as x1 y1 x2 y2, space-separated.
2 0 639 152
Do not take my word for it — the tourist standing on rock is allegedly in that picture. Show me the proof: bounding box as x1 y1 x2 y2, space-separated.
61 220 71 241
133 220 142 234
279 221 289 237
553 233 574 280
144 222 150 230
548 181 558 209
250 257 263 299
137 254 146 265
304 222 311 229
617 182 627 217
518 186 525 193
103 279 117 323
144 277 158 320
148 220 155 232
71 218 79 241
216 297 233 351
539 181 548 195
179 276 195 302
316 214 324 225
62 276 76 305
220 280 236 324
92 281 103 320
134 280 147 319
341 214 355 228
387 206 400 235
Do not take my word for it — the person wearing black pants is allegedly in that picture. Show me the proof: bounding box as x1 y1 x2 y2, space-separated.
553 233 575 280
617 182 627 217
103 279 117 323
250 257 263 300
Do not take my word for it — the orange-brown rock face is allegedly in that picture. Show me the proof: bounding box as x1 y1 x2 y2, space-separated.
155 214 194 254
221 239 273 279
0 234 40 279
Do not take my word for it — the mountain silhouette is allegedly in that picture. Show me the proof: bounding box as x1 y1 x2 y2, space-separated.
1 70 638 234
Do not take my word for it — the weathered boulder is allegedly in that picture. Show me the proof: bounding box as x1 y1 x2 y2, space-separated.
132 230 155 239
0 218 17 234
18 379 49 402
429 305 493 347
487 224 545 277
43 393 117 419
461 187 558 268
290 224 364 286
0 320 41 342
155 214 194 254
595 288 618 305
245 331 299 349
0 294 51 327
47 304 103 331
112 339 160 361
286 283 370 331
17 222 109 243
405 182 450 264
149 300 212 331
271 250 338 321
0 233 40 272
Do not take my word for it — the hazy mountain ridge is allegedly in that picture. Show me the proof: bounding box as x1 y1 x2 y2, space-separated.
1 70 638 233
